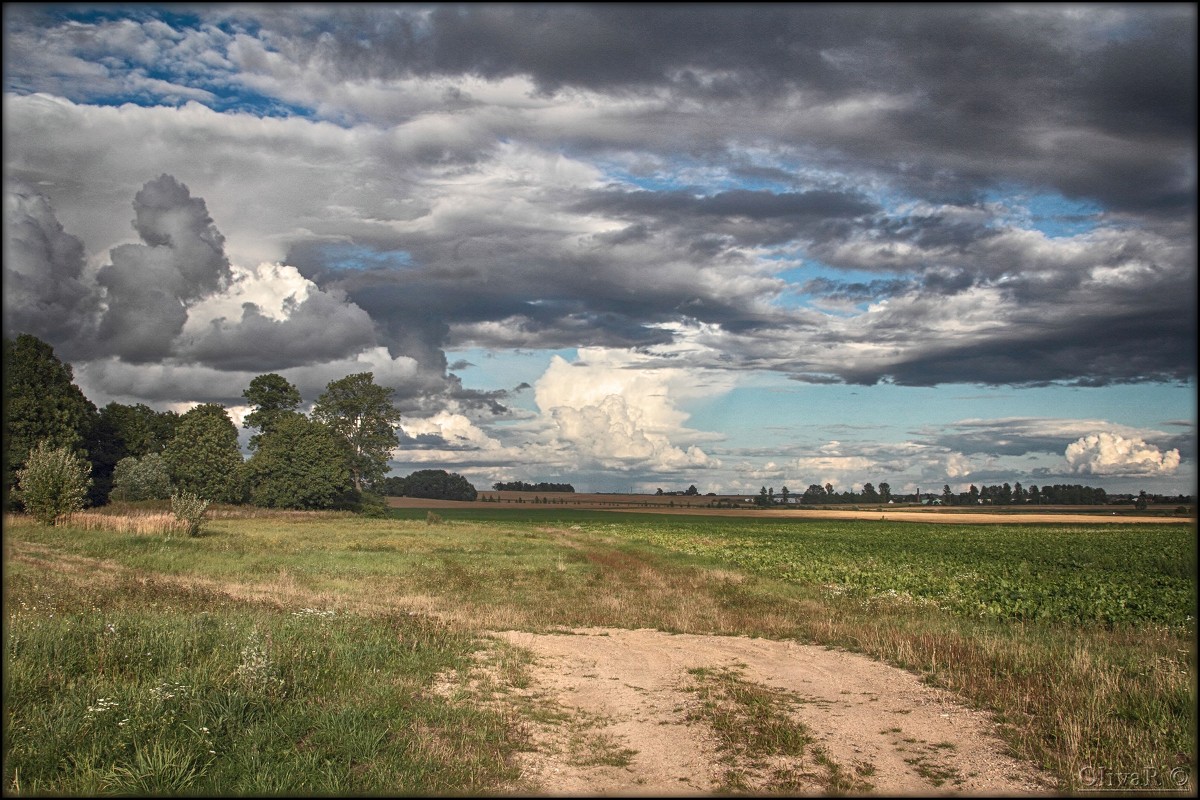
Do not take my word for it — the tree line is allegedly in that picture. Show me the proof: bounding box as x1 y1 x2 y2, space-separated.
4 333 406 515
745 480 1166 507
492 480 575 493
378 470 478 501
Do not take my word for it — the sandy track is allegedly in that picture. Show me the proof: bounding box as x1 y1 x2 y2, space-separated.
486 628 1056 796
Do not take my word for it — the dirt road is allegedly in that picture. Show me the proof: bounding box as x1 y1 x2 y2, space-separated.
448 627 1057 796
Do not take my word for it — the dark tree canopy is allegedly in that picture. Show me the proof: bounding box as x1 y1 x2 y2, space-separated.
388 469 477 501
87 402 179 505
4 334 97 495
312 372 402 493
245 415 353 509
163 403 245 503
242 373 302 450
492 480 575 493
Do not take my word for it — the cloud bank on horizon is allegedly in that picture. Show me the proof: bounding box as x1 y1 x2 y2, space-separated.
3 4 1195 494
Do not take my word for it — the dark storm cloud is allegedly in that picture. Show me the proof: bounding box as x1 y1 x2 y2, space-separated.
2 179 101 354
236 4 1194 215
94 175 232 362
285 231 766 362
835 307 1196 389
8 5 1194 218
182 291 377 371
573 188 877 246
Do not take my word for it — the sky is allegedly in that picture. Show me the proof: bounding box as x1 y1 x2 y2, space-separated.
3 3 1196 497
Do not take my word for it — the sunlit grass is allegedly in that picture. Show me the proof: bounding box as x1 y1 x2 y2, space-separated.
4 509 1195 794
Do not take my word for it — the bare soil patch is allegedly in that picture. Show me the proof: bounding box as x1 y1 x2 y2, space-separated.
447 627 1057 796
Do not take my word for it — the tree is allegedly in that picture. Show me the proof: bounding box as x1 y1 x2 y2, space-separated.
14 441 92 525
242 373 302 450
756 486 770 507
862 482 879 502
395 469 478 501
941 485 954 506
780 486 790 504
111 453 173 502
879 482 892 503
312 372 402 493
86 402 179 507
803 484 826 504
685 484 699 496
245 415 353 509
163 404 245 503
4 334 97 499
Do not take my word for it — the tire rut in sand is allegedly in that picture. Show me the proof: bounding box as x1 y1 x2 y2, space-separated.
456 627 1056 796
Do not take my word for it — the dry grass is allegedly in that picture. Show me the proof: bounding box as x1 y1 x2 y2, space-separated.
62 510 185 536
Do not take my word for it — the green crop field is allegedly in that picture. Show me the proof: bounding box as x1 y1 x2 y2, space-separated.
4 507 1196 794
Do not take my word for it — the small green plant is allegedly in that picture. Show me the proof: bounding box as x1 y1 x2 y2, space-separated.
170 492 210 537
14 441 92 525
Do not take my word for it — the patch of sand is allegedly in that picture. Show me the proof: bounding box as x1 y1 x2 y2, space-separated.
483 627 1057 796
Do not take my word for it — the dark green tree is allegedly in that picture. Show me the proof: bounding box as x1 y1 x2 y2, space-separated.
879 482 892 502
87 402 179 505
4 334 97 501
242 373 302 450
862 482 879 502
163 404 245 503
395 469 477 501
245 415 353 509
312 372 402 493
98 402 177 457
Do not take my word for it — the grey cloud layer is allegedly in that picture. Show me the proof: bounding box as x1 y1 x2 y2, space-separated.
3 4 1195 399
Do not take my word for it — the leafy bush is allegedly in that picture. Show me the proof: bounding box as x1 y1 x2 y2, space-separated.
14 441 92 525
170 492 209 537
111 454 173 502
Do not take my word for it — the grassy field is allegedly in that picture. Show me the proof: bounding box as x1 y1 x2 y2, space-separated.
4 505 1196 794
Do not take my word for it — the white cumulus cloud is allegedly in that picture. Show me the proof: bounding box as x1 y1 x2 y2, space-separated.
533 350 725 472
1064 432 1181 476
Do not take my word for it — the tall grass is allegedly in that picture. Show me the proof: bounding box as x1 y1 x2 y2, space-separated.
4 555 524 795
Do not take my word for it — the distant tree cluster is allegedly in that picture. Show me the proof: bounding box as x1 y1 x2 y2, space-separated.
4 333 404 515
385 470 478 501
750 483 890 506
655 485 700 496
937 483 1109 506
493 480 575 493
